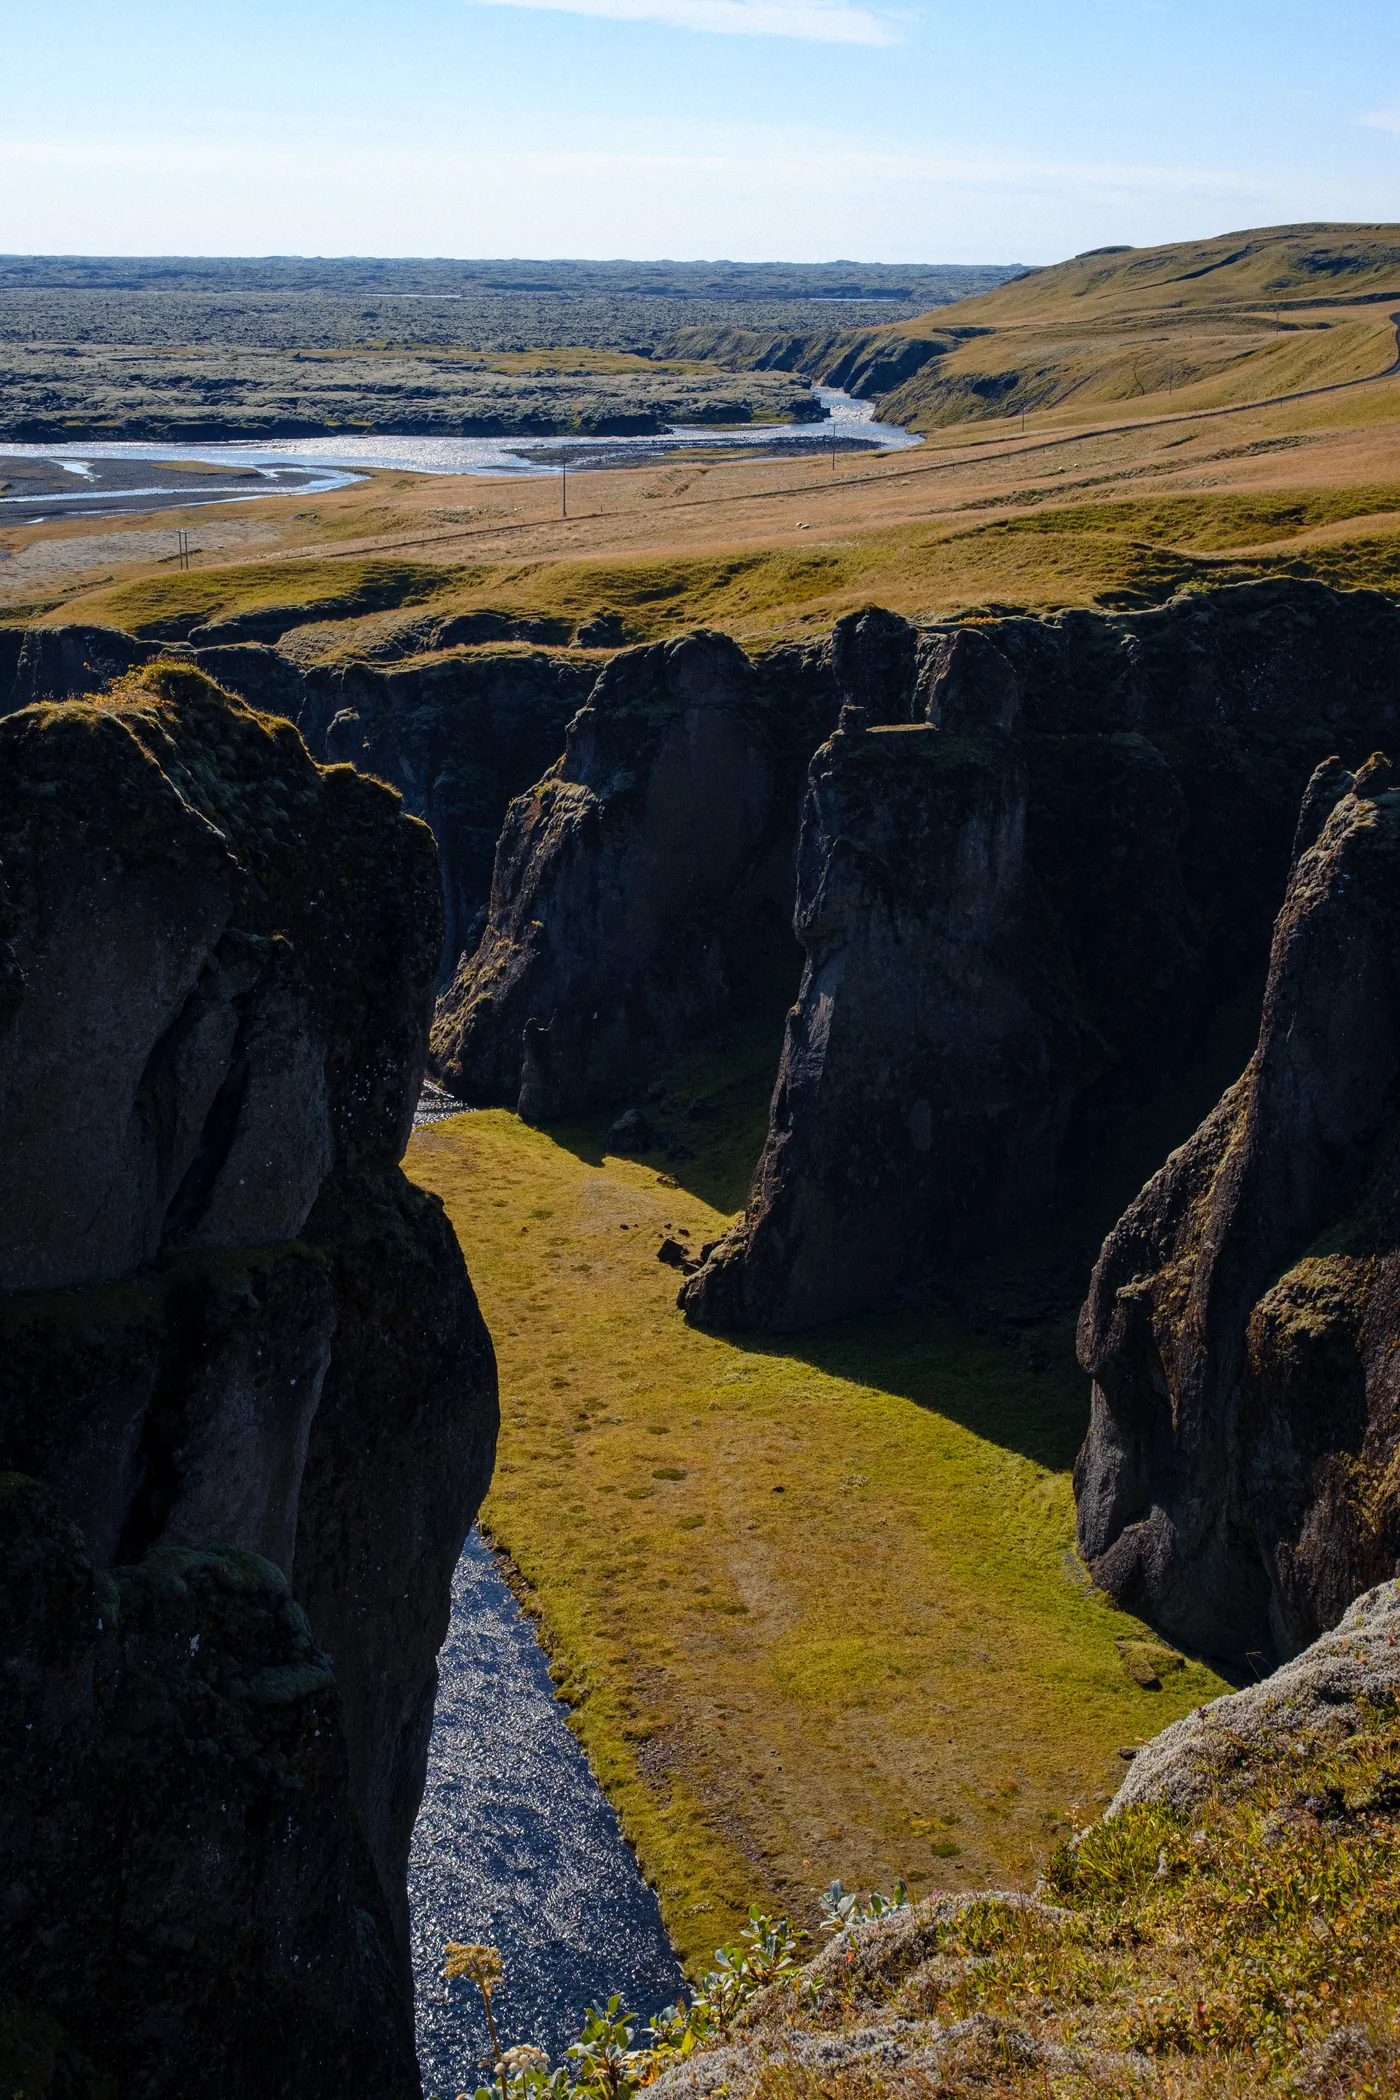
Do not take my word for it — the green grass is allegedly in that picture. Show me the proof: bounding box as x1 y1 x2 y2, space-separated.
48 554 457 639
45 478 1400 653
407 1052 1229 1973
994 483 1400 549
736 1694 1400 2096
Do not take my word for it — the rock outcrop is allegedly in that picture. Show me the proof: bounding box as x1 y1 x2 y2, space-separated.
1076 753 1400 1670
681 715 1102 1329
683 581 1400 1331
1111 1578 1400 1815
292 648 593 984
429 632 812 1115
0 626 595 991
0 664 497 2099
646 1580 1400 2100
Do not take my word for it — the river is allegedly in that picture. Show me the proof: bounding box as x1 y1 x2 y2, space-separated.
0 389 918 524
409 1531 686 2100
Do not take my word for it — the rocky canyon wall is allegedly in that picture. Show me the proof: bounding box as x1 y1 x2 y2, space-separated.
429 631 820 1116
0 664 497 2100
682 581 1400 1329
1076 751 1400 1671
0 624 595 991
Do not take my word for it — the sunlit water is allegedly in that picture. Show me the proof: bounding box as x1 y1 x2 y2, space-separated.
409 1532 685 2100
0 389 917 490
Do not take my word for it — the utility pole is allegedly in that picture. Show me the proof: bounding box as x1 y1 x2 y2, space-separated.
175 528 190 571
561 454 567 519
831 419 836 473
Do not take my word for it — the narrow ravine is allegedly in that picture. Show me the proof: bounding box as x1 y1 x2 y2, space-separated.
409 1532 686 2099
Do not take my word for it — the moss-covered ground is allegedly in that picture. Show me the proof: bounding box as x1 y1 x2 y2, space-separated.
406 1050 1229 1973
739 1694 1400 2097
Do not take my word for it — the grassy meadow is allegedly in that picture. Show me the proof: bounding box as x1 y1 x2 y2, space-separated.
32 473 1400 651
406 1067 1227 1972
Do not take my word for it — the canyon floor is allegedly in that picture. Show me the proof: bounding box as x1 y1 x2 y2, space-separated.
404 990 1250 1968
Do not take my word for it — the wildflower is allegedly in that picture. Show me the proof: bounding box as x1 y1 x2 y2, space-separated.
445 1943 505 1989
500 2046 550 2077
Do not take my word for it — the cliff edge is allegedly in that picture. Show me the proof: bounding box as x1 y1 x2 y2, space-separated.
0 664 498 2100
1077 752 1400 1670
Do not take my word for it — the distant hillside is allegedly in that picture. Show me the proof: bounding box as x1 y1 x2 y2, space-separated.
935 223 1400 324
683 224 1400 432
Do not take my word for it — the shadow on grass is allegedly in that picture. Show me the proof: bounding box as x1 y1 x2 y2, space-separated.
541 974 797 1217
716 987 1263 1471
541 974 1264 1476
730 1302 1092 1473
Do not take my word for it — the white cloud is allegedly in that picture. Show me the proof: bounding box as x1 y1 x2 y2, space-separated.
470 0 897 43
1359 108 1400 137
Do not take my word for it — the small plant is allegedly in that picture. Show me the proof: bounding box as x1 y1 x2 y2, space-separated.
444 1942 510 2100
567 1995 652 2100
817 1878 910 1934
442 1909 806 2100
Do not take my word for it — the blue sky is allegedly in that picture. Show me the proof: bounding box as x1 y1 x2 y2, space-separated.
1 0 1398 262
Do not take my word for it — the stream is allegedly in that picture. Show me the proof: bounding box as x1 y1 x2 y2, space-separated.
409 1531 685 2100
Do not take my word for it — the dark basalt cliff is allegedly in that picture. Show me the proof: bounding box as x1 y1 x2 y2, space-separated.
291 648 593 985
683 580 1400 1330
1076 752 1400 1672
428 631 820 1116
0 627 594 992
0 665 497 2100
680 711 1099 1329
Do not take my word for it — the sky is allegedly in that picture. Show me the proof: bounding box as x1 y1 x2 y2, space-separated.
1 0 1399 263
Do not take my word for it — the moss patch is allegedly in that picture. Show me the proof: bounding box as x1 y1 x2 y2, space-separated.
407 1104 1227 1973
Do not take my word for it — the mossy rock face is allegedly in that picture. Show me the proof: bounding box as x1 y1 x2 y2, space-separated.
430 629 819 1116
1079 761 1400 1668
0 665 498 2098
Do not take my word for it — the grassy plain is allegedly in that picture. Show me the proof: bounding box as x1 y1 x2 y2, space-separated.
406 1088 1227 1973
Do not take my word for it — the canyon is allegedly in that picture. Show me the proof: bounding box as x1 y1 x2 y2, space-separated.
9 224 1400 2099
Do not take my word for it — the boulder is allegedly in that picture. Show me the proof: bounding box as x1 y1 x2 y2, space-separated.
1110 1579 1400 1816
0 663 498 2099
430 631 808 1115
1076 754 1400 1669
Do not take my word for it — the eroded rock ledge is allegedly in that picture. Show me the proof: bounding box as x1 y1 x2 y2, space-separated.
0 665 497 2099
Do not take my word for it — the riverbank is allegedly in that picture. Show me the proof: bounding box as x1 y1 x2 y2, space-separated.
410 1532 683 2096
